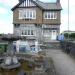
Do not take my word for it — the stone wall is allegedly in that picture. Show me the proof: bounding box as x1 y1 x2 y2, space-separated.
60 41 75 56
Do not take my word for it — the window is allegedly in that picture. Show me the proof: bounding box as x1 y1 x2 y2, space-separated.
19 10 24 19
30 11 32 18
33 11 36 19
27 11 29 18
21 30 35 36
31 30 34 35
22 30 23 35
44 13 47 18
14 24 20 28
25 30 27 35
48 13 50 18
19 9 36 19
43 30 51 37
28 30 30 35
44 12 57 19
24 11 26 18
51 13 54 19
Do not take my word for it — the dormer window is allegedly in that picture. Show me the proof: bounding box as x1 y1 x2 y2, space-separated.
44 12 57 19
19 9 36 19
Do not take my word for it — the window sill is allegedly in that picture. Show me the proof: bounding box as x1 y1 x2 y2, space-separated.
21 35 36 36
44 18 57 20
19 18 36 20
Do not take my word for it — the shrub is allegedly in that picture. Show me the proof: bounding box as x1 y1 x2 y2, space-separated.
64 33 69 38
0 44 8 54
70 33 75 39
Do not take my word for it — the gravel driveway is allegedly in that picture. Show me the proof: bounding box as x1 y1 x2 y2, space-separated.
46 49 75 75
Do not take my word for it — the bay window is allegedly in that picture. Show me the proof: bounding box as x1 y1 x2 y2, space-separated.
19 9 36 19
44 12 57 19
21 30 35 36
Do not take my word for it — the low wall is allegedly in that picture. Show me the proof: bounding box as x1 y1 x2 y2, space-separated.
60 41 75 56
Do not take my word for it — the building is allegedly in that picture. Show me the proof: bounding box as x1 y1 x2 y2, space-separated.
12 0 62 44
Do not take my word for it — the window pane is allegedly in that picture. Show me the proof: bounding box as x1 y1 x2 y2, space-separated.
27 11 29 18
31 30 33 35
44 12 57 19
54 13 57 19
48 13 50 18
30 11 32 18
28 30 30 35
51 13 53 19
19 10 23 19
24 11 26 18
33 11 36 19
44 13 47 18
22 30 23 35
14 24 20 28
25 30 27 35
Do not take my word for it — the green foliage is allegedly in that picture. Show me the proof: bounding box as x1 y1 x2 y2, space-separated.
0 34 3 36
70 33 75 39
64 33 69 38
0 44 8 53
64 33 75 40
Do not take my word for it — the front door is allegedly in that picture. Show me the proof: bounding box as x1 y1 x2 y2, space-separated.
51 30 57 40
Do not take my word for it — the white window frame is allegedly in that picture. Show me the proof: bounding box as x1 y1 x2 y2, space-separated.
19 9 36 19
19 10 24 19
21 30 35 36
44 12 57 19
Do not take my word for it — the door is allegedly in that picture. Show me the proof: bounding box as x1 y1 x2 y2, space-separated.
51 30 57 40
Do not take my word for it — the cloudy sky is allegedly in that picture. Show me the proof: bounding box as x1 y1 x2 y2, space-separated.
0 0 75 34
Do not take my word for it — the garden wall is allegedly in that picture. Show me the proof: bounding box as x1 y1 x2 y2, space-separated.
60 41 75 56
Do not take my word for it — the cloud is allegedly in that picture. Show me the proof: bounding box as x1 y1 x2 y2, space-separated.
60 0 75 32
0 7 8 14
61 12 75 32
41 0 56 2
0 0 18 7
0 20 13 34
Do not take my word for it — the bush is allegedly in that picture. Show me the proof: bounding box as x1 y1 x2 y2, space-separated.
0 44 8 54
0 34 3 36
64 33 69 38
64 33 75 40
70 33 75 39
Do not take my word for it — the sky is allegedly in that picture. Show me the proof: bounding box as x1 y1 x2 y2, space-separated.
0 0 75 34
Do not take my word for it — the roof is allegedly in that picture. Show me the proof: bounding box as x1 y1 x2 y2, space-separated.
35 0 62 10
12 0 62 11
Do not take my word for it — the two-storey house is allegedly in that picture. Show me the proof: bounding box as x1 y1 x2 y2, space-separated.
12 0 62 44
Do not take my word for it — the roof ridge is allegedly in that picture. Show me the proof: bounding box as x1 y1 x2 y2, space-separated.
12 0 62 11
44 2 56 4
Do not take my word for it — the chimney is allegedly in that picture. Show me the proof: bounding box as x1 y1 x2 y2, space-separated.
57 0 60 3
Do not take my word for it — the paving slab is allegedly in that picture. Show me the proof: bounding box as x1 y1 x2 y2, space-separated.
46 49 75 75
